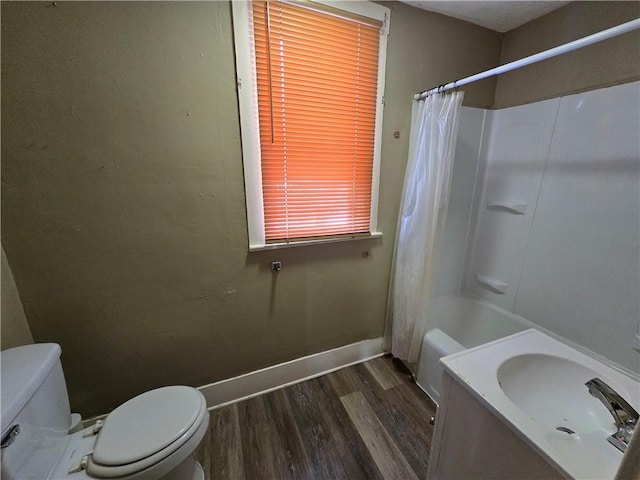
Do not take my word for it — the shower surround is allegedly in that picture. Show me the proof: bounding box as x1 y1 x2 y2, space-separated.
429 81 640 375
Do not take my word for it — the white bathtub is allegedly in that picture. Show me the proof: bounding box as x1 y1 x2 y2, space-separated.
416 293 527 404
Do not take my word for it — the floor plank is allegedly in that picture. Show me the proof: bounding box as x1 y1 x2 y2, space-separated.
287 377 384 480
325 366 360 397
262 388 314 479
202 356 436 480
209 404 245 480
341 390 419 480
364 356 405 390
239 395 291 480
374 384 435 477
328 360 384 399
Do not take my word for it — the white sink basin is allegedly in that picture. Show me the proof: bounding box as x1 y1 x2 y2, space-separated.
441 329 640 479
497 353 615 434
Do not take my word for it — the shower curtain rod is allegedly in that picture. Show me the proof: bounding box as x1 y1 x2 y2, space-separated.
415 18 640 100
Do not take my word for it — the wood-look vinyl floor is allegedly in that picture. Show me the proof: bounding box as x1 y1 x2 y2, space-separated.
194 356 437 480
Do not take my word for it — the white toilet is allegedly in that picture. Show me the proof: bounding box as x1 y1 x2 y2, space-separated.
0 343 209 480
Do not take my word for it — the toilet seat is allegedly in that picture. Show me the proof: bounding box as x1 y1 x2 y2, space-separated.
86 386 207 479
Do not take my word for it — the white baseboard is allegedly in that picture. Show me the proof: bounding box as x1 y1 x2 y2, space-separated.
198 337 385 410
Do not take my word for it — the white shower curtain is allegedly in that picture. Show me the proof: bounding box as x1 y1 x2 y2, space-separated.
388 91 464 363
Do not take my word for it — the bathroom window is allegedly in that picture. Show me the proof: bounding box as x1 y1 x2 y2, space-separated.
232 0 389 250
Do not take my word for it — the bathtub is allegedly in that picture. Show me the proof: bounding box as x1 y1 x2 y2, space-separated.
416 293 527 404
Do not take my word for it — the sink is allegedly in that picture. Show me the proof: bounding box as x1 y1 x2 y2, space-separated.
439 329 640 479
497 353 616 434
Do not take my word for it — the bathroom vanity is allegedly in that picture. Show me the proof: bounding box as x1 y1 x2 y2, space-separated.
426 329 639 479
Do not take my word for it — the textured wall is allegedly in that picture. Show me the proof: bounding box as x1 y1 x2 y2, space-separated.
495 1 640 108
1 1 501 416
1 246 34 350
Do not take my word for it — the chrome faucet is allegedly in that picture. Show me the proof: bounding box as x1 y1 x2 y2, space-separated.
585 377 638 453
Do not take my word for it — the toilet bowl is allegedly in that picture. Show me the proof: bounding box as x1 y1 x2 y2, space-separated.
0 344 209 480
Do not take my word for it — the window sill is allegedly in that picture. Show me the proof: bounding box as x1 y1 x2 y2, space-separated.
248 232 383 252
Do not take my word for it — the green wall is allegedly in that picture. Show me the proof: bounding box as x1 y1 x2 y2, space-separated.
495 1 640 108
1 1 501 416
1 246 34 349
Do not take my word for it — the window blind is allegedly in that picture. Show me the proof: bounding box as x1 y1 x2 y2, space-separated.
252 0 381 242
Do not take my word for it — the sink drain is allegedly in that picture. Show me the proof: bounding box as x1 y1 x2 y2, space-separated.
556 426 575 434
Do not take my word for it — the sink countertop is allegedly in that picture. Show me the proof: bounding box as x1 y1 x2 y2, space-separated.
441 328 640 479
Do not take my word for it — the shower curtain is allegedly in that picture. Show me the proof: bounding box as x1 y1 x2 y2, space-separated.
387 91 464 363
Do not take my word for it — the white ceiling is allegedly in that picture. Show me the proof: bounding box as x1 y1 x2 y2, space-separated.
401 1 570 32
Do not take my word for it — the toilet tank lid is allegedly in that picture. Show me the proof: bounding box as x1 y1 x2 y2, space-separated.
1 343 62 437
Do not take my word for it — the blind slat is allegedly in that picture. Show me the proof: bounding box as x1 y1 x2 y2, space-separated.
253 0 379 241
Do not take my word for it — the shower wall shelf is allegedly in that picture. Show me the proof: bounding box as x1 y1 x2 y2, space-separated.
486 201 527 215
476 273 508 294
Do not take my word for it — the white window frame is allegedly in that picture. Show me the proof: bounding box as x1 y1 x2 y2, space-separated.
232 0 390 251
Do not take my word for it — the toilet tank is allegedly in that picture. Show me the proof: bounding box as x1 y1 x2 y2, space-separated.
1 343 72 480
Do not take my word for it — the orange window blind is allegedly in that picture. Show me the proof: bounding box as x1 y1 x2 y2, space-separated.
252 0 380 242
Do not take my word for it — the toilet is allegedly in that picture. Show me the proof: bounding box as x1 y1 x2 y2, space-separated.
0 343 209 480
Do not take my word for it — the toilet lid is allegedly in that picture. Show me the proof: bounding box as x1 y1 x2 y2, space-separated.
92 386 204 467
